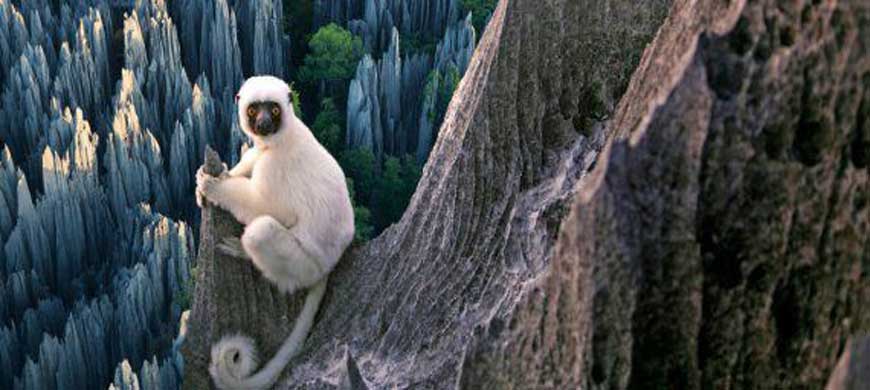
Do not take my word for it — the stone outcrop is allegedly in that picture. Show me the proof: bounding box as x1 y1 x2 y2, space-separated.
345 16 476 162
0 3 198 389
346 54 383 156
315 0 461 53
235 0 289 78
1 134 192 390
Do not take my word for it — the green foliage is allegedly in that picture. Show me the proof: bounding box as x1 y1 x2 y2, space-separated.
437 66 461 120
289 86 303 120
311 98 343 155
373 157 404 229
373 155 421 230
339 147 376 204
353 206 374 242
340 148 422 236
400 32 437 55
576 80 607 136
282 0 314 67
173 266 198 310
423 65 462 124
460 0 498 34
399 154 422 200
346 178 374 243
298 23 364 83
423 71 439 122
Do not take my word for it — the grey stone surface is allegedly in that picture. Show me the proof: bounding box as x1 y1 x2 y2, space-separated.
235 0 289 78
346 54 382 155
463 0 870 388
345 17 476 161
314 0 461 53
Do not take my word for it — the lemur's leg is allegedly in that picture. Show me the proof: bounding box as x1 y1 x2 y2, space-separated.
217 237 247 259
241 216 328 294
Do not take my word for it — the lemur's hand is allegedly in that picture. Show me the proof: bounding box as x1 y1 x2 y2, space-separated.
196 165 227 208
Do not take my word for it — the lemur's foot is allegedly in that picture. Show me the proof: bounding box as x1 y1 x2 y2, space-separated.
217 237 248 259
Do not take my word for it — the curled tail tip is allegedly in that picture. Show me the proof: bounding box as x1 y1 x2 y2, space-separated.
210 334 259 388
208 283 328 389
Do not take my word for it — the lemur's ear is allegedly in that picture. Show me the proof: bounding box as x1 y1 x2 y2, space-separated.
234 93 240 104
287 92 295 114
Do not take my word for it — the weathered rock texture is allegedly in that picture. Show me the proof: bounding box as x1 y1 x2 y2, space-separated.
182 0 870 389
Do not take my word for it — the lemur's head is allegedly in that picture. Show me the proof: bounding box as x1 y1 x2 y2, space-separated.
235 76 296 144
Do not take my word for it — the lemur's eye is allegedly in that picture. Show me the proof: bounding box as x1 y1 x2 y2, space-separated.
271 106 280 116
246 106 257 117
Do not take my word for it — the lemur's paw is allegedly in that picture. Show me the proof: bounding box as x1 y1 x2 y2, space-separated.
196 167 222 206
217 237 248 259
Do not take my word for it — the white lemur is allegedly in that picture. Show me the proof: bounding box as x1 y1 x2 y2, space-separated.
195 75 355 390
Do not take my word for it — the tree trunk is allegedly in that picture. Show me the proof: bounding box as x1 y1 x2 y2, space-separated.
182 0 870 388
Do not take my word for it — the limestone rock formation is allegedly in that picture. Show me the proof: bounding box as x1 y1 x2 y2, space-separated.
0 1 273 389
314 0 461 53
235 0 289 78
183 0 870 389
345 17 476 162
346 54 382 156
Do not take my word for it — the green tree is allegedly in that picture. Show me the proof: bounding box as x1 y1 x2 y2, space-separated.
373 155 421 230
437 66 461 121
289 87 303 120
298 24 364 83
283 0 314 68
399 154 422 201
460 0 498 34
311 98 343 155
423 65 462 125
400 32 437 55
373 157 404 230
346 178 374 243
339 148 376 205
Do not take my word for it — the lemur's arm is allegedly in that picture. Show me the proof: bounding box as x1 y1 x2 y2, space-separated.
197 171 264 225
228 147 261 177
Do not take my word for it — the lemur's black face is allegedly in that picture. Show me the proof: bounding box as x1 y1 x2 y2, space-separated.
246 101 282 137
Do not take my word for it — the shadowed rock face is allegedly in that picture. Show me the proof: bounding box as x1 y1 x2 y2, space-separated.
183 0 870 388
462 0 870 388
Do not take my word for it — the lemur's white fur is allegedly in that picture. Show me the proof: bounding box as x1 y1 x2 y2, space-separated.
196 75 354 390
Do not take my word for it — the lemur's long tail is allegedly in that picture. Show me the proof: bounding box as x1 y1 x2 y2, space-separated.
209 278 327 390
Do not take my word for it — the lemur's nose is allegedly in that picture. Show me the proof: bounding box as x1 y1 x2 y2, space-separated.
255 111 274 134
